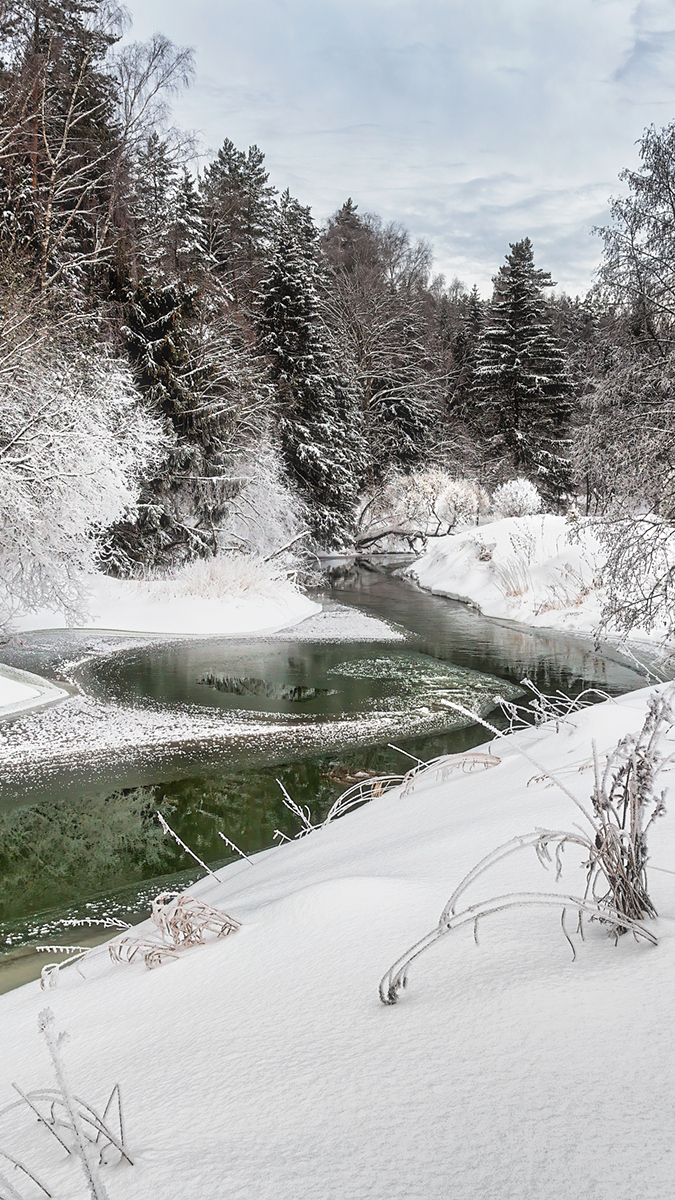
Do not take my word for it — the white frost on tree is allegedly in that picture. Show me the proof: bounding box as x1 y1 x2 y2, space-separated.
0 351 168 628
492 477 543 518
357 469 489 549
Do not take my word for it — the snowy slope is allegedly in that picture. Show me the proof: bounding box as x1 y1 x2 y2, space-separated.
8 571 320 637
0 685 673 1199
409 514 607 634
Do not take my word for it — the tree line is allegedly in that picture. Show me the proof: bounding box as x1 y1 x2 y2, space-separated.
1 0 674 633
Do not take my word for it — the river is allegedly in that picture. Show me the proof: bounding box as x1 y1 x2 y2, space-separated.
0 562 648 992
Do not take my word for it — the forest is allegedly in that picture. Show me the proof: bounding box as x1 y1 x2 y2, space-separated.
1 0 674 637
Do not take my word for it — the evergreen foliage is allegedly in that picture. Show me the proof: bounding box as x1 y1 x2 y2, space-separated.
473 238 574 504
109 277 265 571
257 193 364 546
200 138 277 310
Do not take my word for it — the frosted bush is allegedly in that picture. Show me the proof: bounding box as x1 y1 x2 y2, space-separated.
0 350 168 629
358 470 489 547
492 478 542 518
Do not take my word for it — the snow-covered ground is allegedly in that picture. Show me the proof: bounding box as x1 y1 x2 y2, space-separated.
8 570 320 638
0 664 69 719
409 514 654 639
0 683 673 1199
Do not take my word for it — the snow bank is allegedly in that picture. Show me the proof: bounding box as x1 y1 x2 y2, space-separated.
0 684 673 1199
0 665 68 719
409 514 607 634
8 571 320 638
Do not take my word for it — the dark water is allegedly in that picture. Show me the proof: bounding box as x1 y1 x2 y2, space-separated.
0 565 648 990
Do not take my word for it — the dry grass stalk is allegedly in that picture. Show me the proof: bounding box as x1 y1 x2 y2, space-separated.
497 678 613 735
0 1147 51 1198
36 1010 110 1200
277 751 502 842
109 891 240 970
156 811 217 878
379 690 673 1005
6 1081 132 1171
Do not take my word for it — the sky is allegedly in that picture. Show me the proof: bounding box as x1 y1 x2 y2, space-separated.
122 0 675 296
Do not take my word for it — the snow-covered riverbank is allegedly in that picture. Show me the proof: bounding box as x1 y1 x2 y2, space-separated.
409 513 669 644
0 569 323 720
0 682 673 1199
7 569 321 639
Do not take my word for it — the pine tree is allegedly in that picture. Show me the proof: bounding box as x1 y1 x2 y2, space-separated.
170 166 205 277
257 193 364 547
473 238 573 503
109 276 259 570
200 138 276 310
132 132 177 268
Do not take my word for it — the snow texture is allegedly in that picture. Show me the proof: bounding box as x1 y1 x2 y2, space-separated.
7 571 320 639
410 514 608 634
0 684 673 1199
0 664 68 719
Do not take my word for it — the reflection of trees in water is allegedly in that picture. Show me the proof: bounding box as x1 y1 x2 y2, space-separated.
0 746 422 924
0 789 177 921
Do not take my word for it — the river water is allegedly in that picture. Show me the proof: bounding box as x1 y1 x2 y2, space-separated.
0 564 648 991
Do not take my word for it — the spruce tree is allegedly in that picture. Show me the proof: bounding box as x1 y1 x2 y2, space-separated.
473 238 573 503
200 138 276 310
257 193 364 547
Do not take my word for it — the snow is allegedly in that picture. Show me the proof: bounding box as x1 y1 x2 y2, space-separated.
0 665 69 720
8 571 320 638
409 514 613 635
0 683 674 1199
0 573 323 721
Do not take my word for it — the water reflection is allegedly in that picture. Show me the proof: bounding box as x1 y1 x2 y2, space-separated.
0 565 650 990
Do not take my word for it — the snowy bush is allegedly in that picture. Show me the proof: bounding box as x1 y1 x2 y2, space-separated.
492 477 542 518
380 688 670 1005
0 350 168 628
357 470 489 548
141 553 293 603
216 442 308 562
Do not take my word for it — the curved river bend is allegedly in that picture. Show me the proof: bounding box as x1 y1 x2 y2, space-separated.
0 565 648 991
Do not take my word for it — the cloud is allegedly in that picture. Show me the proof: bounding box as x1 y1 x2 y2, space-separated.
122 0 675 293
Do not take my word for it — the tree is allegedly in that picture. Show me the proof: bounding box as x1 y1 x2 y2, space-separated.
108 276 271 571
596 120 675 351
0 0 126 295
257 193 364 547
0 345 167 627
320 200 440 480
200 138 277 311
473 238 574 504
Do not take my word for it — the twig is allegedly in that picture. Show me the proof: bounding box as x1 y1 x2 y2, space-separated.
156 811 217 878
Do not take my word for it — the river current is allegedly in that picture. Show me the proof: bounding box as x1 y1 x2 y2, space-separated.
0 562 648 991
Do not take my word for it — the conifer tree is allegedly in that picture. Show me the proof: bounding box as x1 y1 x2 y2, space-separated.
170 166 205 277
257 193 364 547
109 277 265 570
473 238 573 503
132 132 177 268
200 138 277 310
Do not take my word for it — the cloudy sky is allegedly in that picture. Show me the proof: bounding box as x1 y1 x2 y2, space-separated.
123 0 675 295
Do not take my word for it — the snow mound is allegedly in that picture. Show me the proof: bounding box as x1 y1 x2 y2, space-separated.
409 514 605 633
8 570 319 638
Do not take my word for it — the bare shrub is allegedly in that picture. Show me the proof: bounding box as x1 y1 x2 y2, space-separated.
379 691 672 1005
356 470 489 549
110 891 239 970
